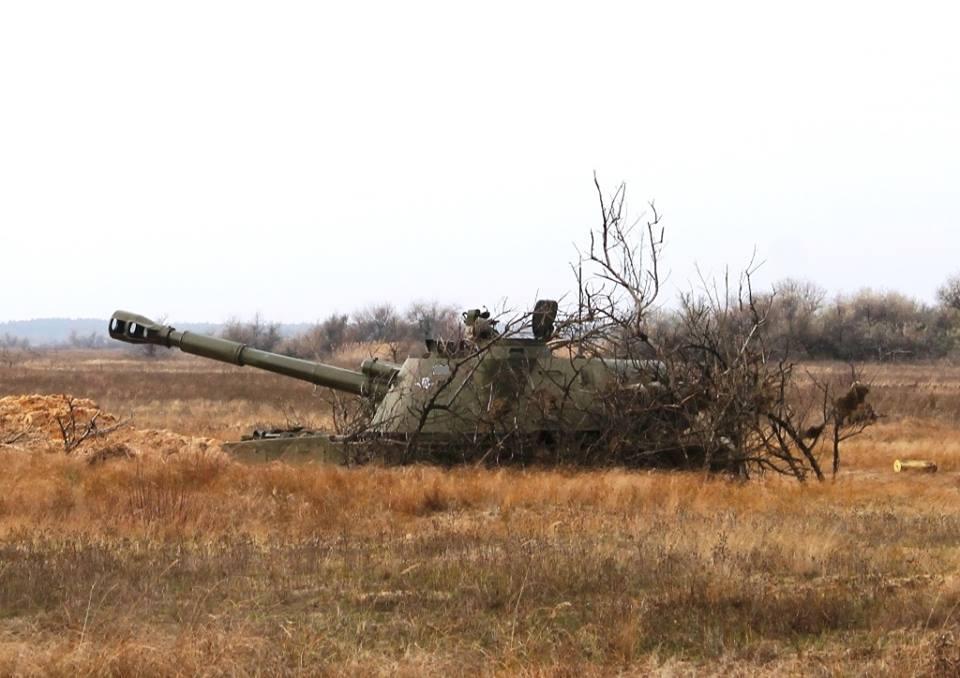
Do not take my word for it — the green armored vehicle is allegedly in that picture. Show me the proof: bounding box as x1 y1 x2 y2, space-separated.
108 302 665 464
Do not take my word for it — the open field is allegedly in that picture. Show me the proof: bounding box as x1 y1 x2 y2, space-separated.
2 351 960 675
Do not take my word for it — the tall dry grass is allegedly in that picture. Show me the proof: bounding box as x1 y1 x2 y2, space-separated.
2 449 960 674
2 352 960 674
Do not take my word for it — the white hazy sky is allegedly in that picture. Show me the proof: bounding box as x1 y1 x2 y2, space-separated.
1 1 958 323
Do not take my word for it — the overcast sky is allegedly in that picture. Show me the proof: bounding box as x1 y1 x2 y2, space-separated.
1 1 958 323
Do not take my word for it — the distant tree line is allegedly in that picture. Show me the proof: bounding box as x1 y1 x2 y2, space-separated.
611 278 951 363
4 277 952 364
209 276 960 363
221 302 462 360
737 277 960 361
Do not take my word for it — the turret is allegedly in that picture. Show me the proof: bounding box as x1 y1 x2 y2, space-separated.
108 311 397 398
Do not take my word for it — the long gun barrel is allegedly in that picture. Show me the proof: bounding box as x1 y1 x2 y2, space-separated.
108 311 396 398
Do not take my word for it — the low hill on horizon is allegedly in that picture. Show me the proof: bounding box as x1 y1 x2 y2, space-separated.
0 318 310 346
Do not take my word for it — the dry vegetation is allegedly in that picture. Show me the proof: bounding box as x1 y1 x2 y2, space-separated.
2 351 960 675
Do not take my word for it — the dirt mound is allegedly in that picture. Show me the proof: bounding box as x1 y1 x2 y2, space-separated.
0 394 119 438
0 394 222 460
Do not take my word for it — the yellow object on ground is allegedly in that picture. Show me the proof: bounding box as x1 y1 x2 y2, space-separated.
893 459 938 473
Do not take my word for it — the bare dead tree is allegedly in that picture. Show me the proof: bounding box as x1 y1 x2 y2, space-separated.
669 273 876 480
557 178 877 480
0 334 34 368
552 174 665 357
55 397 125 453
937 273 960 312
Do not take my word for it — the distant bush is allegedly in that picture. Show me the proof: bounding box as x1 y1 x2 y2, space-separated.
763 279 827 358
221 313 282 351
938 273 960 312
816 290 948 361
282 313 351 360
0 334 32 367
352 304 407 343
282 302 461 360
406 301 462 341
67 330 108 349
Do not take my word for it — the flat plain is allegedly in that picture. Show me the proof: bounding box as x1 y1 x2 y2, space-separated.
2 350 960 676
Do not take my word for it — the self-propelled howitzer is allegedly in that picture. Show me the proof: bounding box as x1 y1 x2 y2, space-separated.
108 304 665 463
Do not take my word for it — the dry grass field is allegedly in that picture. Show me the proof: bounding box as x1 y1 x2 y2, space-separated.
2 350 960 675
